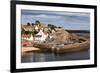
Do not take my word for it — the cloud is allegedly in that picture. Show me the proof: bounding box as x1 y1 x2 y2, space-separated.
22 10 90 17
51 12 90 17
21 10 90 30
32 14 62 18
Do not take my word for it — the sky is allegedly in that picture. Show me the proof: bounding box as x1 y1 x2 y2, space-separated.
21 10 90 30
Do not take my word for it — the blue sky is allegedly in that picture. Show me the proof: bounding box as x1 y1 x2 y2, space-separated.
21 10 90 30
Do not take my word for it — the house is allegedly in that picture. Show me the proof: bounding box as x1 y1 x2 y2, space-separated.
21 34 34 47
35 26 39 31
22 40 33 47
22 25 34 32
34 29 48 42
22 34 33 42
55 27 64 31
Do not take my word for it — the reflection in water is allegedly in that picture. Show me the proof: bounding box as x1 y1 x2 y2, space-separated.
21 49 90 63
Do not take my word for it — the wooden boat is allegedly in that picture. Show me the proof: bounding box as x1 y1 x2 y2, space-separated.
33 37 90 53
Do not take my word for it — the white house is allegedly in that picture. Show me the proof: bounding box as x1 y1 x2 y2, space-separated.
34 29 48 42
35 26 39 31
22 34 33 42
27 34 34 41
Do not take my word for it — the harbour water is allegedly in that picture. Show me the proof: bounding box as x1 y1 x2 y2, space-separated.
21 49 90 63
